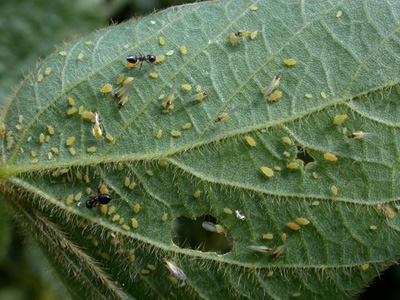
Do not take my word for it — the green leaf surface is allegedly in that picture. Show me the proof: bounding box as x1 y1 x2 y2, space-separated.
1 0 400 299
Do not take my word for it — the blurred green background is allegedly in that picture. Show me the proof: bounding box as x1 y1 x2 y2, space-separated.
0 0 399 299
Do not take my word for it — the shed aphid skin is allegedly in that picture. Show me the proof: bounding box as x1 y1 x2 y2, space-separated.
86 185 112 209
262 74 282 99
348 131 378 139
161 259 187 281
184 91 211 103
235 210 246 220
215 107 240 123
114 77 135 109
202 221 226 234
163 83 178 111
248 245 274 253
92 113 103 139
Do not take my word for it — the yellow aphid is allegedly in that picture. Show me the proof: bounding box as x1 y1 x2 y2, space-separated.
107 206 116 215
39 133 45 143
131 218 138 228
100 83 113 94
85 41 93 45
129 182 136 190
59 51 67 56
250 31 258 39
288 222 300 231
384 206 395 219
119 218 125 225
78 106 84 114
268 90 282 101
67 107 77 115
69 148 76 155
274 166 282 171
361 264 369 271
331 185 338 195
295 218 310 225
45 68 52 76
171 130 181 137
45 135 50 143
284 151 290 157
31 150 36 157
267 271 273 277
348 131 378 139
156 55 165 63
182 84 192 91
117 163 123 171
134 204 140 213
6 137 14 149
15 124 22 131
193 190 201 198
284 58 297 66
66 194 74 205
37 74 43 82
263 233 273 240
166 50 174 56
215 107 239 123
156 130 163 139
31 158 39 164
159 37 165 45
162 213 168 221
321 92 327 99
292 292 301 298
122 225 130 231
87 147 96 153
324 152 338 162
105 134 114 142
184 91 211 103
146 170 154 176
282 136 291 144
0 123 5 138
230 32 237 46
281 233 287 241
51 147 59 154
101 253 111 261
312 172 318 179
124 177 130 187
124 44 129 49
78 53 84 60
47 125 54 135
195 85 201 92
223 208 233 214
83 175 89 183
66 136 76 146
180 46 187 55
82 111 95 120
370 225 377 230
287 162 299 170
99 204 107 214
250 5 258 11
262 74 282 98
261 166 274 177
150 73 158 78
333 114 348 125
130 254 135 262
377 204 382 210
116 74 125 85
158 161 168 167
6 131 13 137
245 135 256 147
342 127 348 135
75 192 82 201
112 215 120 222
305 93 313 99
336 11 343 18
182 123 192 130
147 264 156 271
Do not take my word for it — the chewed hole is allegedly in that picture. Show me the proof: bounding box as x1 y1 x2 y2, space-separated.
172 214 234 255
296 145 314 166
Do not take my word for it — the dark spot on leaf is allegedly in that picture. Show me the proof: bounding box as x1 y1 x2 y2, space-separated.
172 214 234 255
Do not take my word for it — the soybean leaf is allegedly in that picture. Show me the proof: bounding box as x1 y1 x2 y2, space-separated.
1 0 400 299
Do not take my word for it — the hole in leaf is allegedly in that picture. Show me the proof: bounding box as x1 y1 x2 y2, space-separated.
296 145 314 166
172 214 234 255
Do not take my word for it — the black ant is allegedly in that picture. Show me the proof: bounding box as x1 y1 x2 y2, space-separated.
126 54 156 71
86 185 112 209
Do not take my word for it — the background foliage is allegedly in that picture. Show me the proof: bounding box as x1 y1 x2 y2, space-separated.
1 0 400 299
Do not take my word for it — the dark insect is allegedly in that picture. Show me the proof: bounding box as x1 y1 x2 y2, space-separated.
126 54 156 71
86 186 112 209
